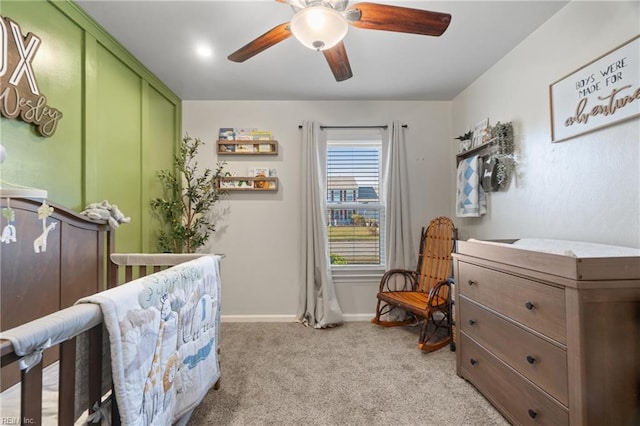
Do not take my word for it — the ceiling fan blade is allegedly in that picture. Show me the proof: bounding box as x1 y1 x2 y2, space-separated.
322 41 353 82
348 2 451 36
228 23 292 62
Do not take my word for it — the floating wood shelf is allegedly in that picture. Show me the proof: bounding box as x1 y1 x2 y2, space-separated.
455 138 498 165
216 140 278 155
216 176 278 192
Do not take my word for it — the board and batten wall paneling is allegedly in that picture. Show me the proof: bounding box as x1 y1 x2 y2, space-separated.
93 45 143 253
141 84 181 253
0 0 85 208
0 0 181 253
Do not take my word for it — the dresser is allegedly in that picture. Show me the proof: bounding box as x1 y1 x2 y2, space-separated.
453 239 640 425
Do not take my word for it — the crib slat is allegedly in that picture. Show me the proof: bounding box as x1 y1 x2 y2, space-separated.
88 325 102 417
125 266 133 283
112 386 122 426
21 361 43 425
59 338 76 425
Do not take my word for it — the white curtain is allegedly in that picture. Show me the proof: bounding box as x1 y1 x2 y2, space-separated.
381 121 415 320
297 121 344 328
383 121 415 271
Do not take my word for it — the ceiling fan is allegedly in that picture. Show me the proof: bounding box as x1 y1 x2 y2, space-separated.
227 0 451 82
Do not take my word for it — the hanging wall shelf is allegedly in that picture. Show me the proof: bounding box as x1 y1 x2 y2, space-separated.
216 140 278 155
216 176 278 192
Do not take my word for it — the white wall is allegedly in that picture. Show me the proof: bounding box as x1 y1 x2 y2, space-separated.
182 101 451 318
451 1 640 248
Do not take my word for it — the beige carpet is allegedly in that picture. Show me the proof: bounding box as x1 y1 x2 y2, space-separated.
188 322 508 426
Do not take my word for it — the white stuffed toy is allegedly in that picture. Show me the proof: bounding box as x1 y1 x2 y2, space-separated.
81 200 131 228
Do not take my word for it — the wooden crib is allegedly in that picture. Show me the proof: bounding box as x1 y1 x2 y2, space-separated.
0 198 220 425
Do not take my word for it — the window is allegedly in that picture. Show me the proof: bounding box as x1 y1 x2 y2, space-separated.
326 129 384 267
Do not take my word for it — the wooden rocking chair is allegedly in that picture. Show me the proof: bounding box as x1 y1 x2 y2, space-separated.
371 216 457 352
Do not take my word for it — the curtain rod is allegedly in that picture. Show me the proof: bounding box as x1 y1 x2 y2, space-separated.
297 124 408 129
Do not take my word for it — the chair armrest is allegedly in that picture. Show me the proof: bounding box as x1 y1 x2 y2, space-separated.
427 279 450 307
378 269 419 293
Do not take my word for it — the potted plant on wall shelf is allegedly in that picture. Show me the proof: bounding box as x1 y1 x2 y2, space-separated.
454 130 473 152
151 134 227 253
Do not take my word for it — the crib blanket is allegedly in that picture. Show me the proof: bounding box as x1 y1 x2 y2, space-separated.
456 155 486 217
77 255 221 426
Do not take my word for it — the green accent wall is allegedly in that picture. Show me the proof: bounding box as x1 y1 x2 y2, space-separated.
0 0 181 252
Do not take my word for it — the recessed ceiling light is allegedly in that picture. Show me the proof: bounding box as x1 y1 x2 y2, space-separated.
196 45 212 58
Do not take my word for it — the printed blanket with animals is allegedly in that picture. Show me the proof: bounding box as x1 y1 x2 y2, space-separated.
77 255 221 425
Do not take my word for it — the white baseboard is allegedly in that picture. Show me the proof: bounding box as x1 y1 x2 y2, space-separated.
221 315 296 323
221 314 375 323
343 313 375 322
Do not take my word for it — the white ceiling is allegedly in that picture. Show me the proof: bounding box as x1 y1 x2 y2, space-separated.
74 0 568 101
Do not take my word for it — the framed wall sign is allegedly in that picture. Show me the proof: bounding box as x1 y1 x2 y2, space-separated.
549 35 639 143
0 15 63 137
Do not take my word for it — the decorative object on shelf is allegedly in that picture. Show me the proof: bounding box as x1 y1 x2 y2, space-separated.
454 131 473 152
550 35 639 142
151 134 228 253
481 157 500 192
490 121 517 189
472 118 490 148
455 121 516 191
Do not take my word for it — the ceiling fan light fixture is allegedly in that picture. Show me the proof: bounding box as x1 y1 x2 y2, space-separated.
290 6 348 51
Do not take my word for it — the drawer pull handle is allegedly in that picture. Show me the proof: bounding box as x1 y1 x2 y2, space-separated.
469 358 477 366
467 280 476 286
526 355 536 364
525 301 535 310
468 319 476 326
528 409 538 419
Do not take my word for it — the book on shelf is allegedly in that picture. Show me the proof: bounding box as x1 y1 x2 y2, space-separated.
236 144 256 153
220 179 236 189
249 167 269 178
237 180 253 188
234 128 256 140
219 128 235 140
257 143 272 153
251 130 272 141
254 180 268 189
219 144 236 153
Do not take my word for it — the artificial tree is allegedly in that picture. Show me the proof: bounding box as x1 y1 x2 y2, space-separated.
151 134 227 253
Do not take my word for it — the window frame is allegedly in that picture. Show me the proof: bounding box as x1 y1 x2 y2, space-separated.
324 129 386 278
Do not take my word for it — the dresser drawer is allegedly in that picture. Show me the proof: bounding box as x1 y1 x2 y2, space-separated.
459 333 569 426
458 262 566 343
459 297 568 406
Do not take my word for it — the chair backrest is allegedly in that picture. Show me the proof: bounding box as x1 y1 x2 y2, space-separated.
416 216 456 294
